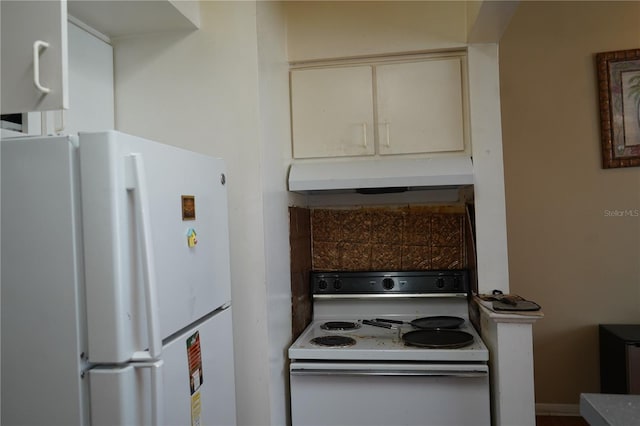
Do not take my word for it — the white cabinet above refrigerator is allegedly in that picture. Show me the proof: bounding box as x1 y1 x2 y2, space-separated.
0 0 200 115
0 0 69 114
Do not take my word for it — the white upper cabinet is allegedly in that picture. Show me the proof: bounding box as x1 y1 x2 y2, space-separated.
1 0 200 116
290 54 468 159
67 0 200 39
291 66 375 159
1 0 69 114
376 58 465 155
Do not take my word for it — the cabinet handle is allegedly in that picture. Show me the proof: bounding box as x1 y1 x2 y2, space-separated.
384 122 391 147
362 123 368 148
33 40 51 94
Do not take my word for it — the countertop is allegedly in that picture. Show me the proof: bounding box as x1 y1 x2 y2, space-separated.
473 296 544 323
580 393 640 425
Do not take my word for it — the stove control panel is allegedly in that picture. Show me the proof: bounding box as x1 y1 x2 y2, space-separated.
311 270 469 296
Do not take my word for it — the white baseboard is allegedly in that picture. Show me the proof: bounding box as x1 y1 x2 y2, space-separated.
535 403 580 416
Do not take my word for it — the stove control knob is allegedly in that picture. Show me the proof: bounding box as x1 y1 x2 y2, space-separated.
436 277 445 289
318 279 328 290
333 279 343 290
453 276 461 290
382 278 395 290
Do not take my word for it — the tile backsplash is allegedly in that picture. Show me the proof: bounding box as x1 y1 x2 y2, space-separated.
311 205 466 271
289 207 313 338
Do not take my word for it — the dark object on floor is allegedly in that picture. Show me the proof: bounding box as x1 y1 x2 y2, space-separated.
536 415 588 426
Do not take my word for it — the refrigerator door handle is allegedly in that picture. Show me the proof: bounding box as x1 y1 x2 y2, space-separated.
125 153 162 360
136 360 165 426
89 360 165 426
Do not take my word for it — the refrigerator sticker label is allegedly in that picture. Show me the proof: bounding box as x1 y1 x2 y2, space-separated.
187 331 203 395
182 195 196 221
191 391 202 426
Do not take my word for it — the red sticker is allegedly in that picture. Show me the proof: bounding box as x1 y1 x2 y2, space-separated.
187 331 203 395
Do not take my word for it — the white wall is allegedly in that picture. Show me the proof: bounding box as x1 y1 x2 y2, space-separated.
467 44 509 293
256 2 297 424
112 2 274 424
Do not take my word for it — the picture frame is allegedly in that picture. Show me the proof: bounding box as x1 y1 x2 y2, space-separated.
596 48 640 168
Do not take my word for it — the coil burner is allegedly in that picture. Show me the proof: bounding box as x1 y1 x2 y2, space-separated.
320 321 361 331
310 335 357 347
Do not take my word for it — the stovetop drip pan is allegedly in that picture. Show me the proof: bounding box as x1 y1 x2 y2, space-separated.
402 329 474 349
320 321 361 331
310 335 357 347
410 316 464 330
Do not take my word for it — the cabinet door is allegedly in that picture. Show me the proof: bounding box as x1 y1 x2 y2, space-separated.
376 58 465 155
291 66 375 158
1 0 69 114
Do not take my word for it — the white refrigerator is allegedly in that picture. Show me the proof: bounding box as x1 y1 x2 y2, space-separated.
1 131 237 426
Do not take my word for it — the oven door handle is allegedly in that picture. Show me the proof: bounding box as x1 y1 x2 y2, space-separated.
291 369 488 377
290 362 488 377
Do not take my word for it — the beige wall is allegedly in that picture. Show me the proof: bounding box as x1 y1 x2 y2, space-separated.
284 1 467 62
500 1 640 405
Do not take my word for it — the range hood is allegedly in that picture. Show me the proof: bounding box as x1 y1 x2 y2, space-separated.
288 156 473 194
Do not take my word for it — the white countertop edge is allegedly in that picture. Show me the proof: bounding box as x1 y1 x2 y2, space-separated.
475 299 544 324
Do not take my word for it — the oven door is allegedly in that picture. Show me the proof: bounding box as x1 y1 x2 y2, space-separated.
290 362 490 426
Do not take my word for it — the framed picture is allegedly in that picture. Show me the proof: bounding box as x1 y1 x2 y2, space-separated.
596 48 640 168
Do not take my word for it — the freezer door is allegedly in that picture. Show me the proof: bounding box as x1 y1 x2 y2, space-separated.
79 131 232 363
89 307 237 426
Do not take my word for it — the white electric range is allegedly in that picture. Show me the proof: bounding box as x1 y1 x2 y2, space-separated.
288 270 490 426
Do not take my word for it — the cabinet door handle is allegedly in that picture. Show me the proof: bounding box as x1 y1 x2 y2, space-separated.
33 40 51 94
384 122 391 147
362 122 368 147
